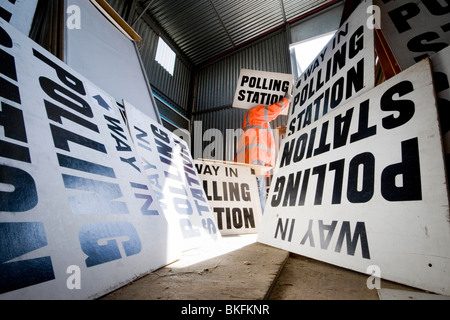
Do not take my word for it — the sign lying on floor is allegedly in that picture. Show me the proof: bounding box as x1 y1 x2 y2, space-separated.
258 60 450 295
287 0 375 136
233 69 294 115
126 105 221 250
375 0 450 70
0 20 179 299
195 160 263 235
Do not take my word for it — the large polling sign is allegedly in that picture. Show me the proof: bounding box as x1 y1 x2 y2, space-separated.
0 21 179 299
194 160 263 235
126 105 221 250
233 69 294 115
375 0 450 70
287 0 375 136
258 60 450 295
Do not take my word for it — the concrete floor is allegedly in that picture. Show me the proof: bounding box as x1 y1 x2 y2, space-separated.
101 234 288 300
100 234 446 301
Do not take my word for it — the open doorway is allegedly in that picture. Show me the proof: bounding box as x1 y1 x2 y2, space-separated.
290 30 336 80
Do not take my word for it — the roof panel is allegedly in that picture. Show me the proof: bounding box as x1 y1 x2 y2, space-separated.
138 0 339 65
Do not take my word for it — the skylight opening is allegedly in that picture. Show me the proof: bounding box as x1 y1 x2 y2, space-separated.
155 37 176 76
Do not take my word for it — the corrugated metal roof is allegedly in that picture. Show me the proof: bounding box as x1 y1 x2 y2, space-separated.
138 0 339 66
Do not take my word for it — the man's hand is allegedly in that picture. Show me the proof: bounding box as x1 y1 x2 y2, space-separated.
284 90 292 101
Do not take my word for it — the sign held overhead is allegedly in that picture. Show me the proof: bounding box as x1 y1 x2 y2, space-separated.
233 69 294 115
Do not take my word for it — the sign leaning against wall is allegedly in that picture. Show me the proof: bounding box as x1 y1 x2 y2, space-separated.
195 160 263 236
287 0 376 137
0 20 179 299
126 104 222 251
258 60 450 295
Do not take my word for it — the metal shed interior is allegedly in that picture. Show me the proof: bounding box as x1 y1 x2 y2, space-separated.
105 0 350 161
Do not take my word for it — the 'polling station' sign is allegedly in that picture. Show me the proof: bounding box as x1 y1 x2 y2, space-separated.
375 0 450 70
258 60 450 295
0 20 179 299
195 160 263 235
126 105 221 250
287 0 375 136
233 69 294 115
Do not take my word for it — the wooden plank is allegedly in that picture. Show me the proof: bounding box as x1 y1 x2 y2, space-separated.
90 0 142 42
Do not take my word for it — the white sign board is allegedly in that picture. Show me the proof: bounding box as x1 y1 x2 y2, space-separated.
0 0 38 35
430 46 450 192
233 69 294 115
375 0 450 70
194 160 263 235
287 0 375 136
0 21 178 299
258 60 450 295
126 105 221 250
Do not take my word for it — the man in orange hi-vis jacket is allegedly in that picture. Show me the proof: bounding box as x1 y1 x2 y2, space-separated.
235 90 292 212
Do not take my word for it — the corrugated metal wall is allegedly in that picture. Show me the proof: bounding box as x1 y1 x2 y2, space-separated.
134 17 193 115
105 1 305 162
193 29 291 161
107 0 193 117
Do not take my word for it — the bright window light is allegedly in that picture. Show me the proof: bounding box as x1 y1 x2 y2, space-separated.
292 31 336 76
155 37 176 76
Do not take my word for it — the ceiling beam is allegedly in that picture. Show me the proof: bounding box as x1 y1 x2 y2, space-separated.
131 0 154 27
209 0 236 48
279 0 287 23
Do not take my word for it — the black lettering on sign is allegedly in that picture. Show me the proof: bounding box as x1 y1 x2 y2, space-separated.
347 152 375 204
381 138 422 201
33 49 86 97
0 164 38 212
45 100 99 133
388 3 421 33
79 222 141 268
0 222 55 294
202 218 217 234
203 181 251 202
272 137 423 206
104 115 132 152
274 218 296 242
380 81 415 129
50 124 106 154
133 126 152 152
57 153 116 178
289 21 366 127
387 1 450 62
299 219 370 259
130 182 159 216
196 164 219 176
0 102 30 163
213 207 256 230
408 33 449 62
0 25 20 103
62 174 129 215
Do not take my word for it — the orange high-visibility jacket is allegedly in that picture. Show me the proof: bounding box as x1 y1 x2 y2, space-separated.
235 97 290 168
